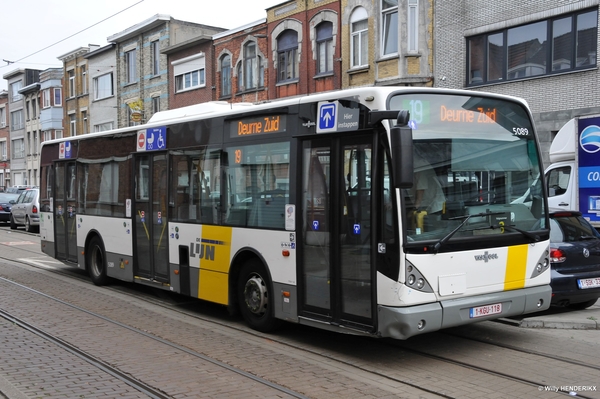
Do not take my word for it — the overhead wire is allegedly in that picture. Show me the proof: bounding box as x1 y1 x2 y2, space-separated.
0 0 144 70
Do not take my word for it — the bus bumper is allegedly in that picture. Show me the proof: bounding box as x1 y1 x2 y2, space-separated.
378 284 552 340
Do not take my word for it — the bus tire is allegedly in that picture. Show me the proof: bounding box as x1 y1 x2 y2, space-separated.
86 236 109 286
237 258 281 333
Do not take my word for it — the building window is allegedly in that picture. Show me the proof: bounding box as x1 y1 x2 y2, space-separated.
0 107 5 127
43 131 52 142
32 99 37 120
381 0 398 56
25 101 31 121
10 80 23 102
12 138 24 159
82 111 88 134
221 54 231 97
33 131 38 155
125 49 138 83
55 130 63 139
94 122 114 132
467 8 597 86
151 41 160 76
10 110 23 131
175 69 205 92
69 113 76 136
152 96 160 114
94 73 113 100
80 65 87 94
68 69 75 97
351 7 369 68
277 30 298 82
316 22 334 74
408 0 418 52
43 89 51 108
0 141 6 160
54 88 62 106
243 42 263 90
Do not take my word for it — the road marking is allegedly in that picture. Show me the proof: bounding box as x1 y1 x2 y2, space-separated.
1 241 37 246
17 258 64 270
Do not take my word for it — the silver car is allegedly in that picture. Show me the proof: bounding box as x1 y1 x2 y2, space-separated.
10 188 40 233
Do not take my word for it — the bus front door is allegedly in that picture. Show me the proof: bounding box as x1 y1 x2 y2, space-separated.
300 135 375 331
54 161 78 263
133 154 169 283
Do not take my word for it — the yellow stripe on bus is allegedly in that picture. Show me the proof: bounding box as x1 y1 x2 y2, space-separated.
504 244 528 290
198 225 232 304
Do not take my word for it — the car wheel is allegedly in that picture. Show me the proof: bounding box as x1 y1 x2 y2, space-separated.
10 215 16 230
568 299 598 310
25 216 33 233
86 235 110 286
237 258 282 333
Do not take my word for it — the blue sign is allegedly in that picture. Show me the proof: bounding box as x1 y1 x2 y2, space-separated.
312 220 320 231
353 224 361 235
137 126 167 152
318 102 337 132
578 117 600 222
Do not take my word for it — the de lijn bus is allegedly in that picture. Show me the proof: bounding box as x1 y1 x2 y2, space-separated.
39 87 551 339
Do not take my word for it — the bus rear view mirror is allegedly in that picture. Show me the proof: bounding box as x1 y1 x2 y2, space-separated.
390 110 414 189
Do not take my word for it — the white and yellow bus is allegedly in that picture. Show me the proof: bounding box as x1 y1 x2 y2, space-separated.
39 87 551 339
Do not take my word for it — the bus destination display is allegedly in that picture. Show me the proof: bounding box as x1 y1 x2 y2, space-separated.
230 115 287 138
402 99 497 125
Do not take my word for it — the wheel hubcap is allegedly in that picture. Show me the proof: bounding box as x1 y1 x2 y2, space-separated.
244 275 268 315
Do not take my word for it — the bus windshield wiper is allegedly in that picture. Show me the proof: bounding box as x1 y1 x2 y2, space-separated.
488 224 540 242
432 211 506 253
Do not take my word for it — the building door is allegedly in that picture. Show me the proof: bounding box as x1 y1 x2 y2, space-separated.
133 153 169 282
300 134 375 331
54 161 78 263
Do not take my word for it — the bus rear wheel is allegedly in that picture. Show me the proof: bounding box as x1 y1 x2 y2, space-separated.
237 259 281 332
86 236 109 286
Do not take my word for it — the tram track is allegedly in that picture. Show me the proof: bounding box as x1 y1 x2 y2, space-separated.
1 232 598 398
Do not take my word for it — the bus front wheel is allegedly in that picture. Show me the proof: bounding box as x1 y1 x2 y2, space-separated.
86 236 109 286
237 259 281 333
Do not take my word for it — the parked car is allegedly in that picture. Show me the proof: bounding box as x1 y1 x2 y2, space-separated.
0 192 20 224
10 188 40 233
5 185 37 194
549 209 600 309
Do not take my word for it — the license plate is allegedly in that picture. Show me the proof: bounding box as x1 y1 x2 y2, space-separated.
577 277 600 289
469 303 502 318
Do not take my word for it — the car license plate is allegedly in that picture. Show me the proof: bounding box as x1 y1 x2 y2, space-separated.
577 277 600 289
469 303 502 318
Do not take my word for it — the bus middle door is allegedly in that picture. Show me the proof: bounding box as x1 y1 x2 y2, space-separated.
54 161 78 263
134 153 169 283
300 134 375 332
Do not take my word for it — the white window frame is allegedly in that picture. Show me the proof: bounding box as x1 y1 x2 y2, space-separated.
151 41 160 76
94 73 113 100
12 138 25 159
69 113 76 136
10 109 23 131
94 122 114 132
54 88 62 106
381 0 398 56
55 130 63 139
408 0 419 53
351 7 369 68
68 69 75 98
125 49 138 83
173 53 206 92
80 64 87 94
10 80 23 102
0 106 5 127
43 89 51 108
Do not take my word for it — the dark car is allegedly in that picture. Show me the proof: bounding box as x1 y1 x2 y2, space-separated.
549 209 600 309
0 192 20 224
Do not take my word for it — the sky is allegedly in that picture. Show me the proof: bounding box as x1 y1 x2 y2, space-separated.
0 0 283 91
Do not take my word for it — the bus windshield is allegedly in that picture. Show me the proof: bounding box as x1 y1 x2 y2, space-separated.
389 93 544 244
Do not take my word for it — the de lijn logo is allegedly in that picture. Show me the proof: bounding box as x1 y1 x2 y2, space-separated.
580 125 600 154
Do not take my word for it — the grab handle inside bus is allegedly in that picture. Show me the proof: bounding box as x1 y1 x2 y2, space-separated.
390 110 414 189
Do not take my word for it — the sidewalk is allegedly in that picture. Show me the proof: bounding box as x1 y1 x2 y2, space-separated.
505 300 600 330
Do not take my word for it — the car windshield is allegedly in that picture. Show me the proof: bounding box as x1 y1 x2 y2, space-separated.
0 193 19 202
550 215 600 243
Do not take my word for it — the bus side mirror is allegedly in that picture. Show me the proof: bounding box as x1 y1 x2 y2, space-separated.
390 110 414 189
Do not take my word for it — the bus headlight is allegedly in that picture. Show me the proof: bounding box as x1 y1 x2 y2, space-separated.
405 261 433 293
